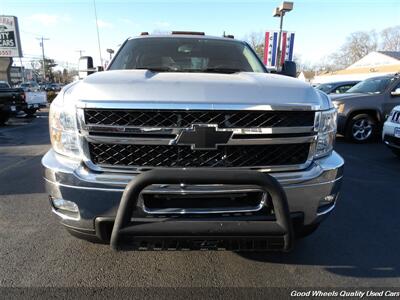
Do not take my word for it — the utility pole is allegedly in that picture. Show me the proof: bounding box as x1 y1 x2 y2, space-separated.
19 57 25 83
37 36 49 82
76 49 85 58
276 12 285 70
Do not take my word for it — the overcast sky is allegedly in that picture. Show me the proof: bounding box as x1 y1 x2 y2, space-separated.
2 0 400 70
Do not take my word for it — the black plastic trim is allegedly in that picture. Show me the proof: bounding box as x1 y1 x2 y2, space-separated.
110 168 294 251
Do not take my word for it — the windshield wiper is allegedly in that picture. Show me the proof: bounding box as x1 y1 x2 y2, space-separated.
134 67 242 74
202 67 242 74
135 66 177 72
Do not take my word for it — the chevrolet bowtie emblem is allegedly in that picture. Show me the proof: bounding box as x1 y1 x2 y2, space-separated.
176 124 233 150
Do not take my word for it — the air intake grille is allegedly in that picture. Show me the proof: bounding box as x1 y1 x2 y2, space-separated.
84 109 315 128
88 143 310 168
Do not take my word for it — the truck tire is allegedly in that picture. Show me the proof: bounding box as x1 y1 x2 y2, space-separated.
345 113 377 143
24 108 37 117
0 112 10 125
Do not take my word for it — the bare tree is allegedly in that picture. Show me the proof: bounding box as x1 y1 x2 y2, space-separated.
331 31 378 68
381 26 400 51
245 31 264 59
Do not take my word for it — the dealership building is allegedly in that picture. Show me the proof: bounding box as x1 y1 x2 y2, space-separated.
313 51 400 84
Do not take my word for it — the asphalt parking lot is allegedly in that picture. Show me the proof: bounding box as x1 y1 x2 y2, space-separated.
1 111 400 289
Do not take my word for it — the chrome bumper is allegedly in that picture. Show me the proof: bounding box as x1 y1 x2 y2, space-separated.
383 120 400 149
42 150 344 232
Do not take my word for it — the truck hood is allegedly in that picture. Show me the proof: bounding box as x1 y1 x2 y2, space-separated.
64 70 330 110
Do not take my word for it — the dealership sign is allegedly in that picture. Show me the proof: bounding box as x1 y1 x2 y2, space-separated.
263 31 294 68
0 16 23 57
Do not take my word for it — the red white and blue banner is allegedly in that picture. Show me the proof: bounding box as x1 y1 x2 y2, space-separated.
263 31 295 68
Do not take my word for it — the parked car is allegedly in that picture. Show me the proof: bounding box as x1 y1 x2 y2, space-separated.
383 105 400 157
0 81 27 125
44 83 62 92
42 32 344 251
24 91 47 116
20 81 40 92
330 74 400 142
316 81 360 94
39 83 47 91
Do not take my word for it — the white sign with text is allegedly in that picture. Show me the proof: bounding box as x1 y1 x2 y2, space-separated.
0 15 23 57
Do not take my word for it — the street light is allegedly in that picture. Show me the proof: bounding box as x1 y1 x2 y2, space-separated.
106 48 115 60
272 1 293 70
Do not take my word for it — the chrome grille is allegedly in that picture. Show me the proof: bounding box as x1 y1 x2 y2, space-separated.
79 106 317 171
392 111 400 124
88 143 310 168
84 109 315 128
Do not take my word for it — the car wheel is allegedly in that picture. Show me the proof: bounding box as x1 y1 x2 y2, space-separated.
345 113 377 143
0 112 10 125
24 108 37 117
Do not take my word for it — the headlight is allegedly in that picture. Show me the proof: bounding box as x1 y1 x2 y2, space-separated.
332 101 344 113
314 108 337 158
49 100 80 158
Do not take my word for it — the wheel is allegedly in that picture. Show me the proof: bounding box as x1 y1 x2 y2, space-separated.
295 223 320 239
0 112 10 125
24 108 37 117
392 148 400 157
345 113 377 143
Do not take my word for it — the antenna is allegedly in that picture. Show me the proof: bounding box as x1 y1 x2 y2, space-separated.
93 0 103 67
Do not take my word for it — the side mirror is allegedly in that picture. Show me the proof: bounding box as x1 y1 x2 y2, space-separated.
78 56 95 79
391 88 400 97
280 61 297 78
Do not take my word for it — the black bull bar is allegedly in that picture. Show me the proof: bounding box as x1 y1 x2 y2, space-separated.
110 168 294 251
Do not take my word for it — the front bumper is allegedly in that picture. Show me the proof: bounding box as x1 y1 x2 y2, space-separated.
383 120 400 149
42 150 344 241
27 103 46 110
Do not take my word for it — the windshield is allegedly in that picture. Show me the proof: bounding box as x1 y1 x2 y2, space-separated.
109 37 266 73
0 83 10 89
316 83 334 93
346 77 394 94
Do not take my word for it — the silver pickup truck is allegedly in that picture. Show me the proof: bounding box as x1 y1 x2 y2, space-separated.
42 32 343 251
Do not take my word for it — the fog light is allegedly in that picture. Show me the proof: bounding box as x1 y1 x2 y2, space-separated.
319 194 337 207
324 195 335 202
52 198 79 213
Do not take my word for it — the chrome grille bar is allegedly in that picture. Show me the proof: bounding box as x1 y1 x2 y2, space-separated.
76 103 319 173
